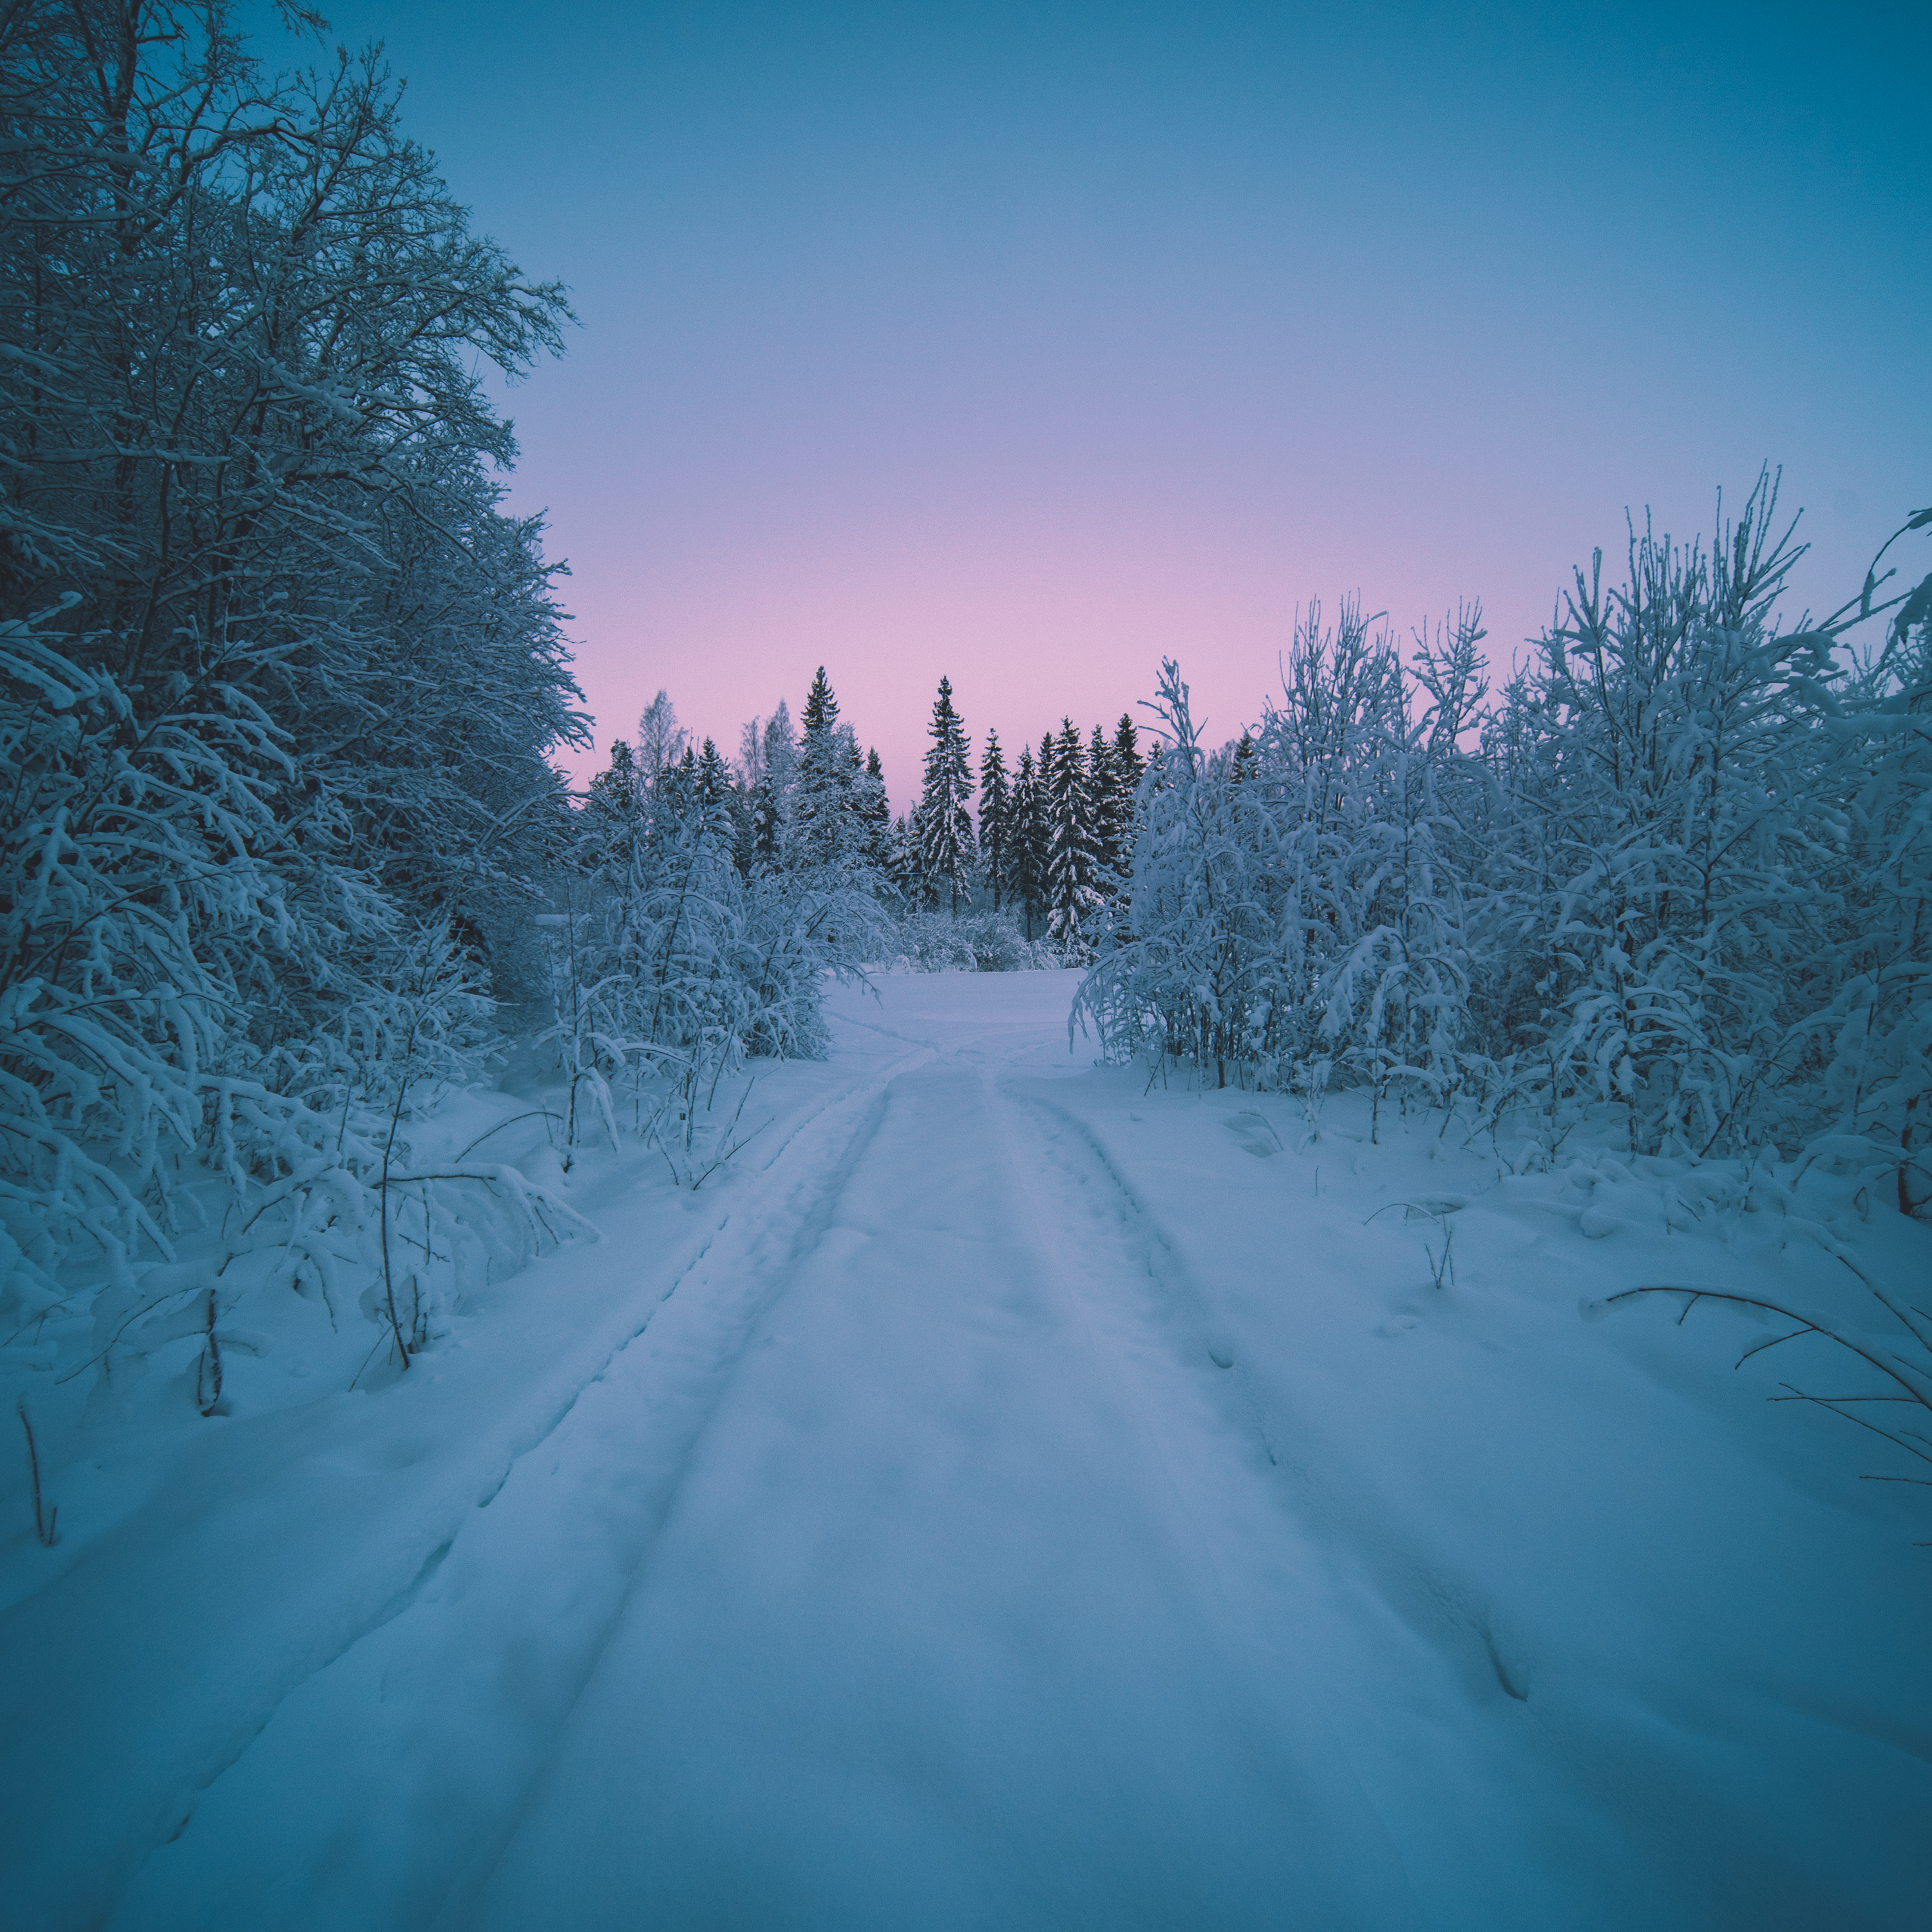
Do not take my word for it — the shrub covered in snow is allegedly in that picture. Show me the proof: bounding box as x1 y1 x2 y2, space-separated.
893 909 1066 973
1080 478 1932 1217
549 739 891 1168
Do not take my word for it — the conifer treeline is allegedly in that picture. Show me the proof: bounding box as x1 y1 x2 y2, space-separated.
582 669 1146 954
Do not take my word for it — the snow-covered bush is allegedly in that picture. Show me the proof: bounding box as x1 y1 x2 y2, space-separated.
1081 477 1932 1214
1073 662 1284 1086
893 909 1062 972
1486 489 1844 1156
1253 601 1490 1121
552 744 889 1165
1078 612 1488 1116
1797 524 1932 1215
1477 482 1929 1200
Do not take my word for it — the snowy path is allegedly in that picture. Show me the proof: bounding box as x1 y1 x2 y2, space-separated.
453 1053 1419 1931
6 974 1927 1929
100 987 1411 1930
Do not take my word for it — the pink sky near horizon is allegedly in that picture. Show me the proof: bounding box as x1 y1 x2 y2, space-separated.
534 448 1899 817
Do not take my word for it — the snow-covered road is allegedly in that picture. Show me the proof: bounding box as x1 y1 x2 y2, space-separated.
5 973 1927 1929
455 1035 1418 1931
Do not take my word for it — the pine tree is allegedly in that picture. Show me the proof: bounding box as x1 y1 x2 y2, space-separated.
1009 744 1046 939
1046 717 1099 949
793 667 858 871
857 748 895 878
1113 714 1145 795
979 730 1012 909
914 676 977 912
1089 723 1126 893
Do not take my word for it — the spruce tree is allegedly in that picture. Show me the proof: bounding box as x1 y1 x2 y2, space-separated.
1034 731 1060 934
646 746 703 869
801 665 837 736
1089 723 1126 892
585 740 644 829
696 736 733 807
684 739 739 873
794 667 856 871
1113 713 1145 793
1046 717 1099 948
979 730 1012 909
889 814 917 896
1009 745 1045 938
914 676 977 911
729 770 760 882
857 747 895 878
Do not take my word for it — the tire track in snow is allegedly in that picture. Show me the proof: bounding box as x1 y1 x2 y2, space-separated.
997 1082 1537 1696
996 1079 1293 1478
990 1077 1537 1914
101 1043 934 1932
422 1061 931 1929
469 1037 932 1510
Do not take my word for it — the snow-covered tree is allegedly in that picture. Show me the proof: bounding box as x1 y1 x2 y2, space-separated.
1484 483 1906 1161
736 715 768 790
0 2 587 1373
793 667 862 873
556 721 888 1152
1008 744 1048 940
751 700 797 871
585 741 645 824
637 691 689 781
856 748 896 881
979 731 1013 909
913 676 977 911
1074 665 1281 1085
1113 714 1146 795
1089 724 1130 895
1078 476 1931 1212
1045 718 1099 950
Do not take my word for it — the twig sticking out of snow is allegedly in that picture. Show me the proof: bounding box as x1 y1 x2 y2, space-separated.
1595 1284 1932 1495
15 1398 56 1546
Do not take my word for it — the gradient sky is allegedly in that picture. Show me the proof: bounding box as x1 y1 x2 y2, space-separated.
247 0 1929 811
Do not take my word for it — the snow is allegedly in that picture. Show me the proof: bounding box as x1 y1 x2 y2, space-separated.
3 970 1927 1930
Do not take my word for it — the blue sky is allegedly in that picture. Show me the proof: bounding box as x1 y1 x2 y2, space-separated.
245 0 1930 802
